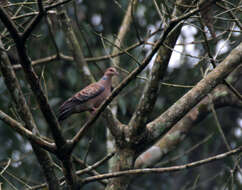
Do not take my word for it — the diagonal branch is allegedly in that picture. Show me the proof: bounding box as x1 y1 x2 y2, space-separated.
147 42 242 142
0 6 21 41
57 7 95 85
135 83 242 168
0 110 56 153
46 0 73 11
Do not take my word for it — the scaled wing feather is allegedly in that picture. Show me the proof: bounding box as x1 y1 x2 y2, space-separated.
74 83 105 103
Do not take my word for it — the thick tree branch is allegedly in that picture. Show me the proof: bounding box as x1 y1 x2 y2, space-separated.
105 2 139 188
103 108 124 138
135 83 242 168
147 42 242 142
0 5 73 189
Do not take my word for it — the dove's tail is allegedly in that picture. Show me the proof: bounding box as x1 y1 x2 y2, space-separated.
57 101 75 122
58 108 73 122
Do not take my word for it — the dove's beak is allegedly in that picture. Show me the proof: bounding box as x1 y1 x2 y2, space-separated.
115 70 119 75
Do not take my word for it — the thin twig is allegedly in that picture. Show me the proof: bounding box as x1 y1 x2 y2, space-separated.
77 152 115 176
0 159 11 175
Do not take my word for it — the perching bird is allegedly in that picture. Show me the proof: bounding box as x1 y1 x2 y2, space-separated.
58 67 118 121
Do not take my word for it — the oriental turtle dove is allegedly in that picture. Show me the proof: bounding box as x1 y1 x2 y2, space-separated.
58 67 118 121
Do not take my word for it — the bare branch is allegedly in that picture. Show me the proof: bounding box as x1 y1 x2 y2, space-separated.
13 53 73 71
57 8 95 84
135 83 242 168
83 145 242 184
129 0 191 139
147 42 242 141
46 0 73 11
0 110 56 153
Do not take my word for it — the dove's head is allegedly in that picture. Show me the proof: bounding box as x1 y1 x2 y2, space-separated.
104 67 119 77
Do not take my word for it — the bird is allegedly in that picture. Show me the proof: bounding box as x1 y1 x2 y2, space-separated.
57 67 118 121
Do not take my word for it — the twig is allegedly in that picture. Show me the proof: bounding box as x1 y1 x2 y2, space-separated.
73 157 108 186
77 152 115 176
3 169 32 189
216 1 242 30
0 158 11 175
96 32 141 66
153 0 166 25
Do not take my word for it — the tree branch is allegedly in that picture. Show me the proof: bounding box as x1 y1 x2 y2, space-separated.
83 145 242 184
147 42 242 143
0 110 56 153
135 83 242 168
129 0 191 139
57 7 95 85
0 6 21 41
